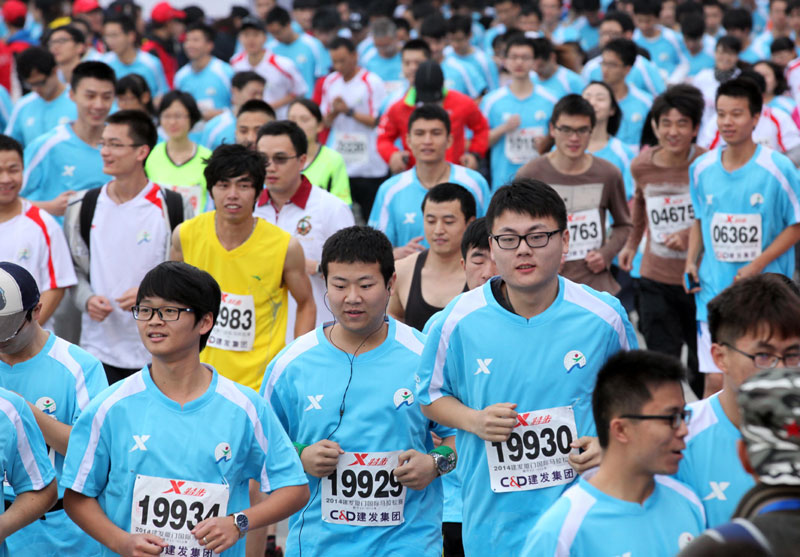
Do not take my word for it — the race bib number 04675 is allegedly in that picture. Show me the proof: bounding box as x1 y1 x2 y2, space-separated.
485 406 578 493
322 451 406 526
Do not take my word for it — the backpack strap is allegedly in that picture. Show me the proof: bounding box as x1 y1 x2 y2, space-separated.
79 187 103 252
161 187 185 230
710 519 772 552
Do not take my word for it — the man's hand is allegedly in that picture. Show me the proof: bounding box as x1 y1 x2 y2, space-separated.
469 402 517 442
735 259 765 282
393 449 438 490
393 236 425 260
300 440 344 478
663 232 687 251
116 533 167 556
389 150 410 174
305 259 319 276
459 152 480 170
86 296 113 322
332 97 348 115
115 287 138 312
504 114 521 133
193 515 239 555
568 436 602 474
46 190 77 217
618 247 635 271
584 250 606 274
683 262 700 293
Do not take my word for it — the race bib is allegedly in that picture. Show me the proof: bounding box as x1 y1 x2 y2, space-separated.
645 194 694 258
485 406 579 493
334 132 369 167
565 209 603 261
322 451 406 527
169 184 204 212
504 127 544 165
206 292 255 351
710 213 762 262
131 475 229 555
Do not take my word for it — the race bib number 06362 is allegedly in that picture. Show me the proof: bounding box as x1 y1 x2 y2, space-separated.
710 213 762 262
485 406 578 493
322 451 406 526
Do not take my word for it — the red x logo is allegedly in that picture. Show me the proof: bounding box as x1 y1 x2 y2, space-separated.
348 453 369 466
163 480 185 495
727 215 734 223
517 413 530 427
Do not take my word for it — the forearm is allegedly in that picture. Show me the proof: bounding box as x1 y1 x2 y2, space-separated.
271 93 296 110
753 223 800 269
686 219 703 265
242 485 310 530
421 396 478 434
64 489 129 553
352 111 377 127
488 124 509 147
625 190 647 250
38 288 64 324
28 404 71 456
0 480 57 538
293 298 316 338
599 222 632 263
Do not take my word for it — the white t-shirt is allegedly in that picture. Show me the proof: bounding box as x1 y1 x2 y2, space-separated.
80 183 171 369
320 68 388 178
254 177 355 342
698 105 800 153
230 49 307 118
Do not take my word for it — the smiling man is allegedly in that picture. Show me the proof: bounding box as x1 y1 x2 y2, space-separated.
524 350 705 556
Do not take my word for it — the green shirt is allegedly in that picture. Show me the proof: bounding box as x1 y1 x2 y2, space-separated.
145 141 213 212
303 145 351 205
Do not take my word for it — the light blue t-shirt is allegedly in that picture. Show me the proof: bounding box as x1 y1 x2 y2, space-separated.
445 47 500 91
101 50 169 97
590 137 636 199
617 85 653 148
552 16 599 52
0 86 12 131
61 366 308 557
633 26 688 76
5 88 76 147
480 85 557 189
442 56 488 98
582 55 666 98
416 277 638 556
22 123 110 208
676 393 756 527
368 163 491 247
482 24 506 54
200 108 235 150
531 65 586 99
769 95 799 123
523 476 706 556
363 50 404 98
689 145 800 322
268 34 326 94
683 47 715 77
174 57 234 110
0 388 56 557
262 320 454 557
0 333 108 556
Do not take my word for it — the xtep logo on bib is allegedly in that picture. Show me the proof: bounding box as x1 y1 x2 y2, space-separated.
393 388 414 409
305 394 323 411
564 351 587 373
703 481 730 501
678 532 694 549
403 212 416 224
475 358 492 375
35 397 57 415
214 442 232 463
62 165 75 177
130 435 150 452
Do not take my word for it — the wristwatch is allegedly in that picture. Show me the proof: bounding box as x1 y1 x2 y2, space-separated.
430 447 456 476
231 512 249 538
346 107 355 117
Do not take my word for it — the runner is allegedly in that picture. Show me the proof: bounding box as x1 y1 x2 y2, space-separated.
101 15 168 100
601 38 654 147
47 25 88 84
200 71 265 151
234 100 275 150
61 260 310 557
174 22 234 120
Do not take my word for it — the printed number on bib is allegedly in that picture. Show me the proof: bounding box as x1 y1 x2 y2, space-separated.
169 184 203 212
335 132 369 167
322 451 406 526
710 213 762 262
207 292 255 351
131 475 229 554
504 128 544 165
565 209 602 261
486 406 578 493
645 194 694 245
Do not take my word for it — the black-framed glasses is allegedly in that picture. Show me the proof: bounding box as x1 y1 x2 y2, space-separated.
721 342 800 369
98 141 143 150
264 154 298 166
131 306 194 321
553 125 592 137
621 408 693 429
491 229 563 250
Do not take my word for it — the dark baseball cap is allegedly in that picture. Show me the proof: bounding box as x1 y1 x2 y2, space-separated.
240 16 266 32
415 60 445 104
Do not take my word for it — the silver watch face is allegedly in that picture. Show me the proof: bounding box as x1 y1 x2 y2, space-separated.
436 454 453 473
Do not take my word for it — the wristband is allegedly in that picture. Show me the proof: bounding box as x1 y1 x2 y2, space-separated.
346 107 354 117
293 442 309 456
430 446 455 458
429 445 456 475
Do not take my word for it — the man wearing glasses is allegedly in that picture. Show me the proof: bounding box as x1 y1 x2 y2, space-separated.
417 179 637 555
64 110 192 385
517 95 632 295
524 350 705 556
675 273 800 527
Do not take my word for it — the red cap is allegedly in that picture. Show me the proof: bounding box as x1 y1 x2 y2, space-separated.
73 0 101 14
151 1 186 23
2 1 27 24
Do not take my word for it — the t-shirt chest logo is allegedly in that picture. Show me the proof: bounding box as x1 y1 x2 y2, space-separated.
296 216 312 236
215 442 232 463
137 231 152 245
62 165 75 177
35 397 57 416
563 350 587 373
25 117 35 127
393 388 414 409
16 248 30 262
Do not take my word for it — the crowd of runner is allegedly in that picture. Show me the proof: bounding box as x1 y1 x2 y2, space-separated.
1 0 800 555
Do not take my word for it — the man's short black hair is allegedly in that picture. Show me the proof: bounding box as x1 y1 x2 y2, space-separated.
256 120 308 156
632 0 661 16
420 14 447 39
680 13 705 39
116 74 154 115
593 350 686 448
106 109 158 152
0 134 23 160
329 36 356 52
237 99 276 120
550 93 597 129
266 6 292 26
505 36 537 58
312 6 341 33
136 261 221 352
486 178 568 233
716 76 763 115
708 273 800 345
72 60 116 91
204 144 267 207
716 34 742 54
723 7 752 32
771 36 795 56
651 83 704 129
603 10 635 33
17 47 57 81
186 21 215 43
447 14 472 35
104 14 136 35
402 38 432 58
321 226 395 285
461 216 489 258
408 104 451 134
422 182 477 221
48 24 86 45
603 38 637 67
158 90 202 129
531 37 554 61
232 71 266 90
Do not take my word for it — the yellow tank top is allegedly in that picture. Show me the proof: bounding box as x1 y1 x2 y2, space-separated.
180 212 291 390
